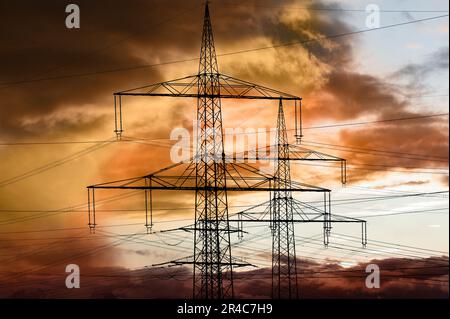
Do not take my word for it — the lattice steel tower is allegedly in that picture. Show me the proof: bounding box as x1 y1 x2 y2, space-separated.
272 100 298 299
193 3 233 299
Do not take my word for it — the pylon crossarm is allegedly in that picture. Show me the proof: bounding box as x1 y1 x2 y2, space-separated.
151 255 195 268
88 157 331 192
233 146 345 161
230 219 364 223
86 161 190 188
288 144 344 161
234 200 365 223
231 144 347 184
152 255 254 268
327 214 367 222
114 73 301 101
87 184 329 192
178 226 242 233
232 213 366 223
232 195 367 249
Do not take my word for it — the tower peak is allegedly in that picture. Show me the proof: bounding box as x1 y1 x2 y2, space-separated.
199 1 219 75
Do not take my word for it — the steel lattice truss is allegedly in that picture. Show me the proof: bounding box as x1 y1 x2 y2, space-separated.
270 100 299 299
87 161 329 193
233 143 348 184
115 74 300 99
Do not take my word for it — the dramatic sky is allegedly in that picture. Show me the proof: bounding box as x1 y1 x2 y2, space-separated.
0 0 448 298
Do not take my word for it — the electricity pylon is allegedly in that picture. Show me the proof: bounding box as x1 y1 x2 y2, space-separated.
192 3 234 298
86 2 367 299
233 100 367 299
272 100 299 299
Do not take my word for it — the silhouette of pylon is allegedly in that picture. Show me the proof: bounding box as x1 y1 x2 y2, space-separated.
192 3 234 299
271 100 299 299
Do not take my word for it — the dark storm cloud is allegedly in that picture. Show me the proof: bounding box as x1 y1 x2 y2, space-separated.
219 1 356 92
0 0 357 136
0 0 207 136
234 256 449 299
315 71 408 120
0 256 447 298
0 227 120 276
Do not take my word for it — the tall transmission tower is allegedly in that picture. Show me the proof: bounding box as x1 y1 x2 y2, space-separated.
192 3 234 299
86 2 367 299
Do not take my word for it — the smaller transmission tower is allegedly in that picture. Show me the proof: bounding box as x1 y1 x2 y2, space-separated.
272 100 298 299
234 101 367 299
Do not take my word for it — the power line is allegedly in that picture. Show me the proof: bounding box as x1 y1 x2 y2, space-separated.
0 216 442 272
0 139 116 146
294 160 449 172
218 1 450 13
242 237 448 265
0 232 147 282
0 4 201 90
2 264 447 280
244 228 449 265
297 236 446 262
405 94 449 99
357 208 448 218
0 190 142 226
9 228 446 289
301 143 449 164
0 208 444 260
216 14 450 56
0 137 172 146
0 139 115 188
0 206 446 231
332 191 449 205
293 161 449 175
302 140 449 161
332 235 449 257
3 262 447 294
0 226 446 292
0 190 447 226
128 113 449 162
0 227 446 278
334 233 449 255
1 113 447 148
0 14 447 87
303 113 449 130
